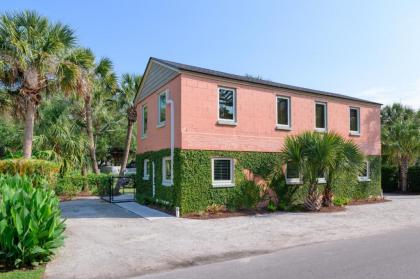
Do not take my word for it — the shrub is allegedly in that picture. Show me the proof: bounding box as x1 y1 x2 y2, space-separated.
333 196 351 207
0 175 65 268
55 174 112 197
0 159 59 186
227 181 260 210
206 203 226 214
266 200 277 212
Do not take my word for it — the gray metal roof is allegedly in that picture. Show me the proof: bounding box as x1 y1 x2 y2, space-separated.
151 57 381 106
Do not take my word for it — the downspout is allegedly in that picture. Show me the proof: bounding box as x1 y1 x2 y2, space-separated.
167 94 174 185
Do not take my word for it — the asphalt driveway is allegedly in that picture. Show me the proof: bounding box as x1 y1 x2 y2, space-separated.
45 195 420 279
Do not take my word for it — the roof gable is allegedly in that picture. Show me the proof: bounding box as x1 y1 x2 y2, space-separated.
135 59 180 103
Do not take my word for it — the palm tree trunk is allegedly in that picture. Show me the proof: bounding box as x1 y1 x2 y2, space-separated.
115 120 134 194
401 158 409 192
84 97 100 174
322 183 333 207
23 99 36 159
304 183 322 211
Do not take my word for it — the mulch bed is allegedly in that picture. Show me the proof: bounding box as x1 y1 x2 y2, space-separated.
347 198 390 206
184 208 273 219
59 191 92 202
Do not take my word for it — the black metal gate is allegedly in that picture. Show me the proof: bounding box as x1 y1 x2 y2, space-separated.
100 175 136 203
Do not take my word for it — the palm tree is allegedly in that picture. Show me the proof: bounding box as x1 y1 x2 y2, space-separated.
281 132 333 211
62 48 117 173
322 134 364 207
112 74 141 193
34 95 88 174
0 11 76 158
382 104 420 192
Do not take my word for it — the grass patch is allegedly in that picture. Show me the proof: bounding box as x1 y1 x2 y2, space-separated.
0 267 44 279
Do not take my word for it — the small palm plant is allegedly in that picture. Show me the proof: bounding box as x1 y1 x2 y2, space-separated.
281 131 363 211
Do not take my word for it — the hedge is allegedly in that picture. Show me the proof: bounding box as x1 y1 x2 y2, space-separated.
137 149 383 215
0 159 59 186
55 174 112 197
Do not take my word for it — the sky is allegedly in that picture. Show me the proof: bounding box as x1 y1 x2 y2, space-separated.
2 0 420 108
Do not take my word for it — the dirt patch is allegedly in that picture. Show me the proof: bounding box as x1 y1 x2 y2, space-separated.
183 208 274 219
347 198 390 206
59 191 92 202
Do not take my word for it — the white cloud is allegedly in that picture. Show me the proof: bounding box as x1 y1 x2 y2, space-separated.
353 80 420 109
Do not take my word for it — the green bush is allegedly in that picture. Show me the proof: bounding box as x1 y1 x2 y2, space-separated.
0 175 65 268
55 174 112 197
227 181 260 210
408 166 420 192
267 200 277 212
0 159 59 186
333 196 351 207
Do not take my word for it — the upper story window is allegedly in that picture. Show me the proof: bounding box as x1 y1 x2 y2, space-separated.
350 107 360 135
276 96 291 129
158 91 167 127
358 160 370 182
212 158 235 187
141 105 148 138
218 87 236 124
315 102 327 132
162 156 173 186
143 159 149 180
286 162 301 184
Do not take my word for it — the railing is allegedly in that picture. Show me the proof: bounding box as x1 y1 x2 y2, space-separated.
100 175 136 203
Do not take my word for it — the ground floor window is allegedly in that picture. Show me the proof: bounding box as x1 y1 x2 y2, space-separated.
358 160 370 182
212 158 235 187
143 159 149 180
162 157 173 186
286 162 301 184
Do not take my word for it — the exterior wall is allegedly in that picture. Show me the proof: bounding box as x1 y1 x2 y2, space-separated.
180 74 381 155
136 76 182 153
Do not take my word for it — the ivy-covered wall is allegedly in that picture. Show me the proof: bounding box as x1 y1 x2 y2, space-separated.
136 150 382 215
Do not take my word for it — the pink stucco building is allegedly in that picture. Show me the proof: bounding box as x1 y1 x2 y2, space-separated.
135 58 382 214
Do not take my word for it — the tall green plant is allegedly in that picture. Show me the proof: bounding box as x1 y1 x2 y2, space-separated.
382 103 420 192
280 132 362 210
0 175 65 267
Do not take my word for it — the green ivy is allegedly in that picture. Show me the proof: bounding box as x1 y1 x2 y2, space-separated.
136 150 382 215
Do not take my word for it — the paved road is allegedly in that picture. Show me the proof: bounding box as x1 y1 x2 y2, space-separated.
138 226 420 279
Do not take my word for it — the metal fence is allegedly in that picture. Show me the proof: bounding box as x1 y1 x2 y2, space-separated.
100 175 136 203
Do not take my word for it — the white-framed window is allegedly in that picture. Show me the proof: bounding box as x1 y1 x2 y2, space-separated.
162 156 173 186
143 159 149 180
358 160 370 182
141 105 148 138
157 91 167 127
286 162 302 184
276 96 291 129
218 87 236 125
211 158 235 187
350 107 360 135
317 170 326 184
315 102 327 132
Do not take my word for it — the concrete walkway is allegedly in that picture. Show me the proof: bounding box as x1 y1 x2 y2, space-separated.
116 202 172 220
45 195 420 279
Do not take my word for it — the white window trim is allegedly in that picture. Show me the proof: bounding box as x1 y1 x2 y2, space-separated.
211 158 235 187
317 174 326 184
143 159 149 180
217 87 237 125
157 90 167 128
358 160 371 182
349 107 361 136
141 105 147 139
285 164 302 185
276 96 292 130
162 156 173 186
315 101 328 132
